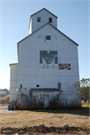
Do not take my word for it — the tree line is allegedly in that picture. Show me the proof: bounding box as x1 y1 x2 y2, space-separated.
72 78 90 102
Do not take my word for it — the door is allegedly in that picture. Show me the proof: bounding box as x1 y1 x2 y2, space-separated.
43 94 49 107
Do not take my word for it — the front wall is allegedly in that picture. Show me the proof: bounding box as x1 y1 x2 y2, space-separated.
18 24 80 106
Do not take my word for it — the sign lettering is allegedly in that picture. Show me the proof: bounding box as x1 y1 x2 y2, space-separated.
40 51 58 64
59 64 71 70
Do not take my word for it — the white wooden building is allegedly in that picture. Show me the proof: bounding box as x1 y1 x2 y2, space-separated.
9 8 81 109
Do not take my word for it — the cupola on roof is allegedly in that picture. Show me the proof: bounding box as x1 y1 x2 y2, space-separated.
29 8 58 34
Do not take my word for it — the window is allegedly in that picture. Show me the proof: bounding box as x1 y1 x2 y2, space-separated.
49 18 52 23
37 17 41 22
46 35 51 40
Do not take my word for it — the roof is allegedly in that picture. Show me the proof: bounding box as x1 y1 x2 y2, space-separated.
9 63 18 66
31 8 58 18
17 23 78 46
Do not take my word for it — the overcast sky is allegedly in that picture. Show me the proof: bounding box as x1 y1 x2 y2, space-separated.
0 0 89 89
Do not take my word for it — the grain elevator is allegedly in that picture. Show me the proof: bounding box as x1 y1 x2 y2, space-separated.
9 8 81 109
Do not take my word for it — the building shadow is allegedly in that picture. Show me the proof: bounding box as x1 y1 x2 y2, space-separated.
27 107 89 116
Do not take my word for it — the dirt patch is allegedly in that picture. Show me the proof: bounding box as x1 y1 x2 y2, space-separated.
0 95 9 104
1 124 89 134
0 105 17 114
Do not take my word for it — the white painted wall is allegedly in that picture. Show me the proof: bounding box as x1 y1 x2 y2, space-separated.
9 64 18 102
29 9 57 34
18 24 80 105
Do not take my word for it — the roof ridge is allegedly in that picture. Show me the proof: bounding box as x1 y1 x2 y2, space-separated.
30 8 58 18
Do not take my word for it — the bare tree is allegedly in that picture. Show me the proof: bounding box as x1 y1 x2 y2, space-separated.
72 78 90 102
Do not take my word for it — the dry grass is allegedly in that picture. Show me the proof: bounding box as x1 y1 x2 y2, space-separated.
0 96 89 134
81 102 90 107
0 105 89 134
0 95 9 104
0 107 89 129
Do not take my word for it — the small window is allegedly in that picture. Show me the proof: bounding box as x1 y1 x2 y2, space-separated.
37 17 41 22
49 18 52 23
46 35 51 40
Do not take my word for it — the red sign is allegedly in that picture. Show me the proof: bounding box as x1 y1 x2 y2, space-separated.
59 64 71 70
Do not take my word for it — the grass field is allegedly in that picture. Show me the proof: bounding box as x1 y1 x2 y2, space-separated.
81 102 90 107
0 102 90 134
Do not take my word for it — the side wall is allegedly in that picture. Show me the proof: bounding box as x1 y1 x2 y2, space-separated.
9 64 18 103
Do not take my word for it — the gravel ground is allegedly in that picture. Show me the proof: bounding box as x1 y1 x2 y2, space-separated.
0 105 17 114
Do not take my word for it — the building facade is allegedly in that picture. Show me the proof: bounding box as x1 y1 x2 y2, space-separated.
9 8 80 109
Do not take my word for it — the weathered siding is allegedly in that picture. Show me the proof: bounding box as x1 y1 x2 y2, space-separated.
32 91 60 108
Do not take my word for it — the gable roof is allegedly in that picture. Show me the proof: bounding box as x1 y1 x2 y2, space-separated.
31 8 58 18
17 23 78 46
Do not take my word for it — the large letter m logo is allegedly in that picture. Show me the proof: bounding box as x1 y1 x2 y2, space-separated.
40 51 58 64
